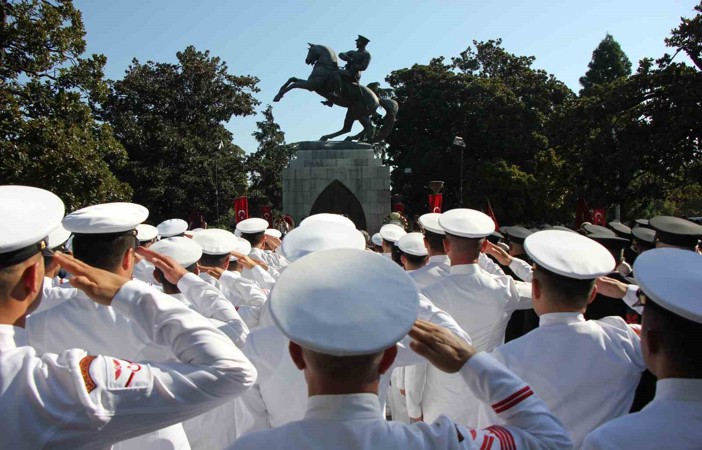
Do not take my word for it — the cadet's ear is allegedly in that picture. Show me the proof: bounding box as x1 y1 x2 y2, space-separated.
531 277 541 300
442 237 450 254
20 259 43 298
378 345 398 375
122 247 135 272
480 238 488 253
289 341 306 371
586 283 598 305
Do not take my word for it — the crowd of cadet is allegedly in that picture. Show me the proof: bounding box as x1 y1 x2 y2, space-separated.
1 184 701 449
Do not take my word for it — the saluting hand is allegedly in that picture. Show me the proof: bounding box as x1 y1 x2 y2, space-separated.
52 253 129 306
409 320 476 373
230 252 256 270
595 276 628 299
198 264 224 279
136 246 188 285
484 241 512 266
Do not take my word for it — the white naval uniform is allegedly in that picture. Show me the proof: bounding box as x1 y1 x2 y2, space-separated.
35 277 76 314
26 277 224 450
249 248 281 278
0 280 257 449
230 352 572 450
133 258 158 285
408 255 450 290
507 257 533 282
234 298 471 437
479 313 645 448
416 264 532 426
583 378 702 450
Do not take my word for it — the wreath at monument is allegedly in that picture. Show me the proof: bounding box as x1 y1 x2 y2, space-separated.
383 211 409 231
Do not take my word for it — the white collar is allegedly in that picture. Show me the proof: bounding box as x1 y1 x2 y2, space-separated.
450 264 480 275
428 255 450 264
538 312 586 327
0 324 27 350
304 393 383 421
655 378 702 403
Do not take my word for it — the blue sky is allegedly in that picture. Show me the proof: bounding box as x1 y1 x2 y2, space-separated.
75 0 697 153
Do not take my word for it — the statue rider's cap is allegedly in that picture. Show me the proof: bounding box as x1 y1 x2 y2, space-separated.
357 35 370 44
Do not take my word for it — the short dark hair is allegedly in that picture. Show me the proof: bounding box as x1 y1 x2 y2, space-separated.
403 253 428 266
155 263 197 292
424 230 444 252
240 231 265 247
72 233 136 272
445 233 484 256
533 265 595 308
391 244 403 266
199 253 229 268
303 348 383 384
644 299 702 376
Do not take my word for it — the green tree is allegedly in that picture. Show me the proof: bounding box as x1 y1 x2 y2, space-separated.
385 40 573 224
664 0 702 70
246 105 295 211
0 0 132 211
103 46 260 224
579 34 632 96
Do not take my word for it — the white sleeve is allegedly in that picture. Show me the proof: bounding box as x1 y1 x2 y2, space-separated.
234 384 271 437
404 363 427 419
509 278 533 311
245 265 276 290
178 273 244 322
508 258 533 282
479 252 506 276
456 352 572 449
30 280 257 448
622 284 643 314
219 271 268 308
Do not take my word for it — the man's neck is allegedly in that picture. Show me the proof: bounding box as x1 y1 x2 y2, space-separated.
450 253 479 266
307 378 379 397
427 248 446 258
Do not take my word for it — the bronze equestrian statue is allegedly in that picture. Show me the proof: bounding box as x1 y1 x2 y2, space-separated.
273 36 397 143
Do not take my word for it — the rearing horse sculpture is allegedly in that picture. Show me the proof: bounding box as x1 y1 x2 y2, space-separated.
273 44 397 143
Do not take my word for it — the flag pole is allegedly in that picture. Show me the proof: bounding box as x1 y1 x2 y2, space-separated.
216 141 223 226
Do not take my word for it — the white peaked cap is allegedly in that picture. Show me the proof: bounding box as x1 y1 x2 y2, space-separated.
300 213 356 229
0 186 65 255
270 248 419 356
634 248 702 324
236 218 268 234
229 237 252 261
371 232 383 246
281 222 366 262
398 232 428 257
438 209 494 238
150 237 203 268
156 219 188 238
47 223 72 249
136 224 158 242
418 213 444 235
524 230 615 279
63 202 148 234
265 228 282 239
379 224 406 243
192 228 239 255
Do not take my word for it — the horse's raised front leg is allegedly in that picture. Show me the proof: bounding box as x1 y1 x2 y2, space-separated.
320 112 355 141
274 78 317 102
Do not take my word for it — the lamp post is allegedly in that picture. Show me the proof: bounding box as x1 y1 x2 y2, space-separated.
453 136 466 207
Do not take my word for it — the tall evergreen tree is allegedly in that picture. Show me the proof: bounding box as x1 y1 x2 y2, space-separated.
247 105 295 211
103 46 259 224
579 34 632 96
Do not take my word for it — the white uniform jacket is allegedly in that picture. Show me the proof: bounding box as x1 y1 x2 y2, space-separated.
0 280 256 449
409 255 451 291
230 352 571 450
583 378 702 450
234 298 471 437
36 277 76 314
27 277 238 449
479 313 645 448
416 264 532 426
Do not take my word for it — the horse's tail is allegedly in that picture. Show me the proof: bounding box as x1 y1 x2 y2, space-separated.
368 98 399 144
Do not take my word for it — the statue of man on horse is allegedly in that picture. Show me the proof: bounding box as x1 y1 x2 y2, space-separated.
273 36 397 143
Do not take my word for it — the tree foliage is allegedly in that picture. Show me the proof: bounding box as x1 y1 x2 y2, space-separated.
246 105 295 211
0 0 132 211
102 46 260 224
385 40 573 224
579 34 632 96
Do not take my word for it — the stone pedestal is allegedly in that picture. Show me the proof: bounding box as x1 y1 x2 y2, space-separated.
282 141 390 233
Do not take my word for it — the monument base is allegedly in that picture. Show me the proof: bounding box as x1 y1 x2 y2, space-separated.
282 141 390 233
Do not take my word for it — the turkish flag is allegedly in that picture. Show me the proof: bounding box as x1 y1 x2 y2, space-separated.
260 206 272 227
592 208 606 226
484 197 499 229
392 203 405 214
428 194 443 213
234 197 249 223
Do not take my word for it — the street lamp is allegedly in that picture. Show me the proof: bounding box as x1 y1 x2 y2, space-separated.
453 136 466 207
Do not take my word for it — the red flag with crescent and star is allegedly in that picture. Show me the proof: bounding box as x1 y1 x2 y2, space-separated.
234 197 249 223
260 206 272 226
428 194 443 213
592 208 606 226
